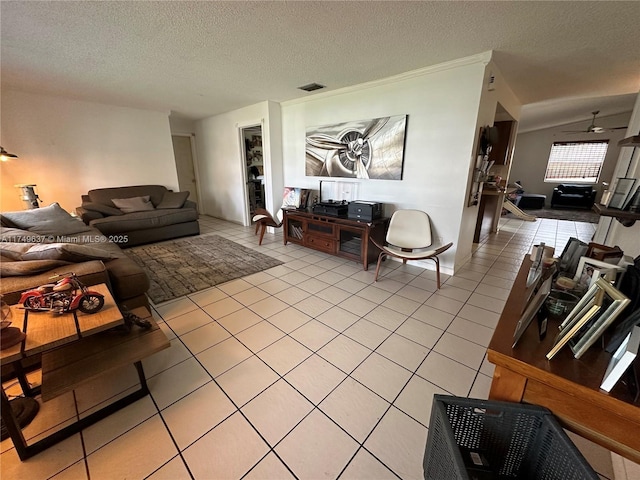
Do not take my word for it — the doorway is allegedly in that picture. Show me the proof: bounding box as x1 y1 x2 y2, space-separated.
241 125 264 223
171 134 200 211
473 103 518 243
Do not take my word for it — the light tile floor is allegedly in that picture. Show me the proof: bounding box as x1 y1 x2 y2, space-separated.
2 214 632 479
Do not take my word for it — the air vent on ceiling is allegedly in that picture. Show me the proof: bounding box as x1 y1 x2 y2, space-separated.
298 83 325 92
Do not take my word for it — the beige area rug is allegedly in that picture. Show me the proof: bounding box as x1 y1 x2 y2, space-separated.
125 234 283 304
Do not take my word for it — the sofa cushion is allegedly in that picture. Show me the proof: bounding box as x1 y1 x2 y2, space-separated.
0 203 93 236
157 191 190 209
0 257 71 277
0 242 33 260
0 260 109 305
0 227 35 243
112 196 155 214
89 208 199 235
103 257 150 300
82 202 124 216
88 185 168 208
21 243 119 262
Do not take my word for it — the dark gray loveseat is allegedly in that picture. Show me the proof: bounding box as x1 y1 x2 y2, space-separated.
76 185 200 247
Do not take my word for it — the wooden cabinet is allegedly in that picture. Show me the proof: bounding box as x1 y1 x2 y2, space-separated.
283 210 389 270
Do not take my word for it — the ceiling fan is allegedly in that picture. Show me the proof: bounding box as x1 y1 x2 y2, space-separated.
563 111 628 134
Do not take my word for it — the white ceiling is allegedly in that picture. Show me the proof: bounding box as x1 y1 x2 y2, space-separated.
2 1 639 130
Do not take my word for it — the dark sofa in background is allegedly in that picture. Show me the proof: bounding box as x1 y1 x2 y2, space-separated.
76 185 199 247
550 184 597 209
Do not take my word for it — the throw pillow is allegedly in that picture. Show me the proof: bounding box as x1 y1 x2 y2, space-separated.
81 202 124 216
21 243 118 262
156 191 190 209
0 203 93 235
111 196 155 213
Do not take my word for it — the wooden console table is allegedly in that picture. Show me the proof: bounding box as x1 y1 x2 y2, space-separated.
1 288 169 460
283 209 389 270
487 258 640 463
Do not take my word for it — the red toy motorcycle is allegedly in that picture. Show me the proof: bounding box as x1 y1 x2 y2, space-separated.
19 273 105 314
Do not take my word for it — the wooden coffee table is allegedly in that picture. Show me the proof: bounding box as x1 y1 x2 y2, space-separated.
1 285 169 460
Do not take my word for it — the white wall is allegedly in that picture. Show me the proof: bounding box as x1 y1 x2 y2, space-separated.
0 89 178 213
279 53 512 273
455 61 522 267
510 111 632 205
594 91 640 256
194 101 282 224
169 116 196 135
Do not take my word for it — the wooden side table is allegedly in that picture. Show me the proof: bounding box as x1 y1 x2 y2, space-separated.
487 257 640 463
1 287 169 460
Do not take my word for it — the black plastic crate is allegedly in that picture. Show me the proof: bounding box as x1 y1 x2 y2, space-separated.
423 395 598 480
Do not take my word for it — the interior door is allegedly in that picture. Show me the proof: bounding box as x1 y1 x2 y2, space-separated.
172 135 199 209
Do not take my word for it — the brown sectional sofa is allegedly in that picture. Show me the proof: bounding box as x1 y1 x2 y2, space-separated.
0 203 150 311
76 185 200 247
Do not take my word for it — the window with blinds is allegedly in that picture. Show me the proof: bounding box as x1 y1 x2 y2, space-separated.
544 140 609 183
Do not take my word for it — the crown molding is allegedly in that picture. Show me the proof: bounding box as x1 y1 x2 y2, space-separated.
282 51 493 107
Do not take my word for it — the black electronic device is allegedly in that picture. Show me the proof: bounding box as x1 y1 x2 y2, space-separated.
348 201 383 222
312 200 349 217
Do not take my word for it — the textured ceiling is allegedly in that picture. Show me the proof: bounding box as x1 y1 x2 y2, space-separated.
1 1 639 129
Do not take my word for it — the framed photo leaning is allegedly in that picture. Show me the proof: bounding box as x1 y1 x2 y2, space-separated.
546 288 601 361
557 238 588 277
572 256 625 289
608 178 636 209
513 276 552 348
600 326 640 392
570 279 631 359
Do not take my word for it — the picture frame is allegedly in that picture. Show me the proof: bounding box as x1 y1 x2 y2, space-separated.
513 276 552 348
607 178 636 209
572 256 625 289
600 326 640 392
570 279 631 359
299 189 311 209
546 285 601 360
521 267 543 313
585 242 624 263
557 238 588 277
282 187 302 208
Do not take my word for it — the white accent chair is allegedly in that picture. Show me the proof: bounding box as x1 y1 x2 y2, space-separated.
252 208 283 245
371 209 453 288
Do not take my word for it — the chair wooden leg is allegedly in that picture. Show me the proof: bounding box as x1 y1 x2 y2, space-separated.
434 257 441 289
255 222 260 235
374 252 385 281
258 224 267 245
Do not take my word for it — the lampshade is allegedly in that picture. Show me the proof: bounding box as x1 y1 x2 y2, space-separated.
0 147 18 161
